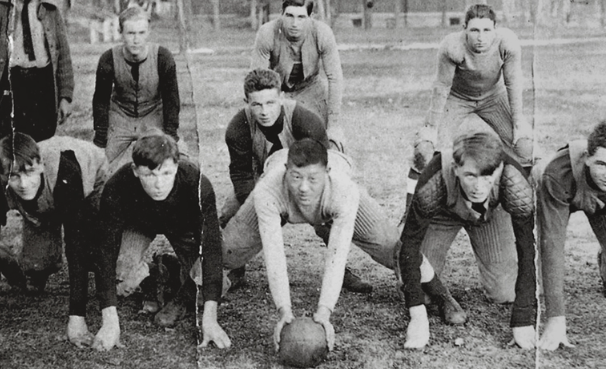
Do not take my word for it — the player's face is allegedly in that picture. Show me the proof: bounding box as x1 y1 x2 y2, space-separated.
133 159 178 201
247 88 284 128
464 17 496 53
587 147 606 192
454 158 502 203
121 18 150 61
285 162 328 207
282 6 310 39
6 161 44 201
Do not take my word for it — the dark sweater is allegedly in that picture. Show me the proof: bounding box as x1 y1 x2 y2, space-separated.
92 46 180 147
399 152 536 327
96 160 223 309
225 103 328 204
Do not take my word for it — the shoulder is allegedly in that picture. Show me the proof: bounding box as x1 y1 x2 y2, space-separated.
542 144 574 184
99 49 114 63
257 20 280 40
439 31 466 62
292 102 322 123
415 159 447 214
496 28 521 52
157 46 176 63
500 163 534 216
226 109 249 139
39 0 60 11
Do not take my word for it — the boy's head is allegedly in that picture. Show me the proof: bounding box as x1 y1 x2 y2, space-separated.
463 4 497 53
281 0 313 40
131 132 180 201
586 121 606 192
0 133 44 201
452 132 504 203
119 7 150 61
244 69 284 128
285 138 328 207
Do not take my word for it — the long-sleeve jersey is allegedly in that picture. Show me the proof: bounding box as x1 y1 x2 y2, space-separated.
538 140 606 318
427 28 523 128
251 18 343 126
225 102 328 204
399 150 536 327
92 45 180 147
96 160 223 310
252 149 357 312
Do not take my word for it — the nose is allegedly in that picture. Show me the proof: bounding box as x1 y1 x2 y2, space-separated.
298 179 310 193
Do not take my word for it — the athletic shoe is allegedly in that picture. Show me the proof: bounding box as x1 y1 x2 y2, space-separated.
342 268 373 294
154 300 187 328
438 291 467 325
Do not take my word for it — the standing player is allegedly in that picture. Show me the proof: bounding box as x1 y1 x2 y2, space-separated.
405 3 533 217
96 132 230 348
250 0 345 149
1 0 74 141
222 139 447 351
92 6 182 174
399 132 536 349
0 133 117 350
223 68 371 293
537 121 606 350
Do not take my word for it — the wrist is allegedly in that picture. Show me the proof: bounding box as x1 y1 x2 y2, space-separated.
409 304 428 320
101 306 119 324
315 304 332 320
203 300 219 322
68 315 86 324
278 305 293 317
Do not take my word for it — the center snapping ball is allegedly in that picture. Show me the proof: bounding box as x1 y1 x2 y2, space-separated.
279 317 328 368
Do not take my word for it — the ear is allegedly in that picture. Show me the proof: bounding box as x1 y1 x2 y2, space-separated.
131 163 140 178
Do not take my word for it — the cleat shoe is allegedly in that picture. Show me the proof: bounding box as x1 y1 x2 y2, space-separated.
154 300 187 328
226 266 247 292
438 292 467 325
342 268 373 294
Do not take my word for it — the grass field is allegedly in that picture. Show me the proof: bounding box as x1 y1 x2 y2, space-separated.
1 14 606 369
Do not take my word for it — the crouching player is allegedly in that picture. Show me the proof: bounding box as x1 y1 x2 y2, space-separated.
96 132 230 349
537 121 606 350
0 133 117 350
399 131 536 349
222 138 443 351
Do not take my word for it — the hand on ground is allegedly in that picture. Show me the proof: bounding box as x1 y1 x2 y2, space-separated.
404 305 430 349
200 319 231 349
510 325 536 349
67 316 94 348
539 316 575 351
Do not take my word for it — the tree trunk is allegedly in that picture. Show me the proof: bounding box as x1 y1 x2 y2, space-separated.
394 0 401 28
362 0 372 29
441 0 447 27
316 0 326 21
209 0 220 30
602 0 606 27
325 0 332 25
250 0 258 30
176 0 188 53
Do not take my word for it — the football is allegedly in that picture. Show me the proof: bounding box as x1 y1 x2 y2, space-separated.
279 317 329 368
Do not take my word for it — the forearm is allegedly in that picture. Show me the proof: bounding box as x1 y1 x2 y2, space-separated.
94 228 122 310
510 214 537 327
317 230 351 310
399 200 432 308
54 14 74 101
201 187 224 303
92 53 114 147
160 64 180 140
323 55 343 128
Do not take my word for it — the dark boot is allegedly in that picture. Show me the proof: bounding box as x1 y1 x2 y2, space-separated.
226 266 247 292
342 268 373 294
421 276 467 325
0 248 26 290
154 299 187 328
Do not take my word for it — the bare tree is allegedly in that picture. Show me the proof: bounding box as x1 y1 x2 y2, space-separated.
394 0 401 28
176 0 188 53
209 0 220 30
250 0 258 30
362 0 372 29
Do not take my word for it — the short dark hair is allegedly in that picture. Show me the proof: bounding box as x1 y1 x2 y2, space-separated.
132 131 179 170
287 138 328 168
588 121 606 156
119 6 150 32
282 0 314 16
244 68 281 98
464 4 497 27
0 133 40 176
452 132 504 175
